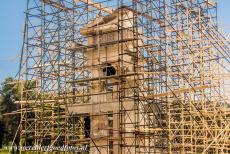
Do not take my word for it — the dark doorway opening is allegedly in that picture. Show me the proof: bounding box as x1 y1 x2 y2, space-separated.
84 116 90 138
103 63 116 76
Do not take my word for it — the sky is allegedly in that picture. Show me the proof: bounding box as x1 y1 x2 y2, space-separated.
0 0 230 82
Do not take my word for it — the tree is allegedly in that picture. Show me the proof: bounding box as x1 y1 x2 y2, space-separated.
0 77 21 148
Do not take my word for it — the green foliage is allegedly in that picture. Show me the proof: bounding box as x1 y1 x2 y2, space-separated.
0 149 9 154
0 77 20 148
0 77 38 149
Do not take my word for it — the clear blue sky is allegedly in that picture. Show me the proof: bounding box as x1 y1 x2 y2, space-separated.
0 0 230 82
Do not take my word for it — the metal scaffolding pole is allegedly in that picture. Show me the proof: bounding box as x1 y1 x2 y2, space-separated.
18 0 230 153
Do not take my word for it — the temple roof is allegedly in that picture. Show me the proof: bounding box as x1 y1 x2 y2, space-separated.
80 6 134 36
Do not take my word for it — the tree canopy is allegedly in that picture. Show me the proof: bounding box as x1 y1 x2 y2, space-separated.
0 77 21 148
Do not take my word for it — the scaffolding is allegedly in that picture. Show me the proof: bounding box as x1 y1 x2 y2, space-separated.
19 0 230 153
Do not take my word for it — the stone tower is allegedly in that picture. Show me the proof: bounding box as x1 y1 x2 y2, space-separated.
69 7 138 154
